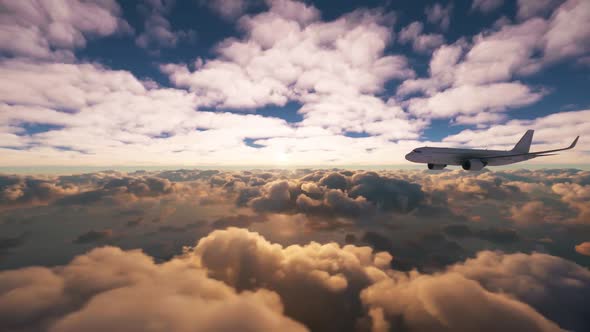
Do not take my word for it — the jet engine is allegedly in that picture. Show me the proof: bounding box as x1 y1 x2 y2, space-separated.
427 163 446 170
462 159 486 171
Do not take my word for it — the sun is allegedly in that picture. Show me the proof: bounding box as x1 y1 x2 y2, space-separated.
275 151 290 164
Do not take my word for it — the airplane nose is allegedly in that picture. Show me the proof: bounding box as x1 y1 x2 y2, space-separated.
405 153 413 161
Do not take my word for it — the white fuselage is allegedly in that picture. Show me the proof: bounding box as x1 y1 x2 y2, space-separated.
405 147 536 167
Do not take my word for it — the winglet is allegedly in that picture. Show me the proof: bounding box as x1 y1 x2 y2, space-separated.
568 136 579 149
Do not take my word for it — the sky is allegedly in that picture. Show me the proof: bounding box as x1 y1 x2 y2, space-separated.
0 0 589 167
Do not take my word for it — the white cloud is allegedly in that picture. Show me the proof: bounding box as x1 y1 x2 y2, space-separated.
0 0 131 60
543 0 590 62
407 83 544 119
425 2 453 30
517 0 563 20
398 22 445 53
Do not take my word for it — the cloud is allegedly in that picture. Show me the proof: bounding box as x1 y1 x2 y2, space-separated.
443 224 520 243
575 242 590 256
407 82 543 119
448 251 590 331
0 0 131 60
425 2 453 30
1 214 590 331
73 229 114 244
0 232 29 254
363 250 590 331
398 22 445 53
396 0 589 126
0 174 78 210
135 0 195 50
471 0 504 13
201 0 252 20
0 245 306 332
517 0 563 20
162 0 420 147
543 0 590 62
191 227 392 331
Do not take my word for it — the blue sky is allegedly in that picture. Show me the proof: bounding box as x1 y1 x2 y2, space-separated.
0 0 589 166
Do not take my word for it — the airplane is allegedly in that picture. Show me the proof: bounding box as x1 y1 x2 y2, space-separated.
405 130 579 171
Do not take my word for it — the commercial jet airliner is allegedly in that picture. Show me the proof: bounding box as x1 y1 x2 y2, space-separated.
405 130 579 171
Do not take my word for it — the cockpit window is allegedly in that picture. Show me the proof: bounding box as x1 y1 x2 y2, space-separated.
413 149 422 153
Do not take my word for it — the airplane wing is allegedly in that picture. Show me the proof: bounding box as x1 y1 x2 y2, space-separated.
481 136 579 159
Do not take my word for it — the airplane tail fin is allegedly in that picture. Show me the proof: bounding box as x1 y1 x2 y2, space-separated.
512 130 534 153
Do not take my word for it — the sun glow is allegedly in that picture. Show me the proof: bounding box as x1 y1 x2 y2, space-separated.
275 151 290 164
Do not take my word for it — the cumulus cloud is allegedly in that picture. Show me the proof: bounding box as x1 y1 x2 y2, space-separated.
425 2 453 30
162 0 420 147
191 227 392 331
363 250 590 331
0 245 306 332
0 174 78 210
135 0 195 50
517 0 563 20
396 0 589 126
398 22 445 53
1 202 590 331
0 0 131 60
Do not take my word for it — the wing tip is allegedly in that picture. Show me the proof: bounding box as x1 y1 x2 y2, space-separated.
570 136 579 149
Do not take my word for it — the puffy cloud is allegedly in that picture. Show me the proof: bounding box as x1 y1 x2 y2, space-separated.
552 182 590 223
0 0 131 60
363 250 590 331
0 245 306 332
2 209 590 332
191 227 392 331
135 0 195 50
398 22 445 53
396 0 589 126
575 242 590 256
543 0 590 62
407 82 543 119
362 272 563 332
517 0 563 20
349 172 424 212
448 251 590 332
425 2 453 30
0 174 78 210
471 0 504 13
162 0 420 147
